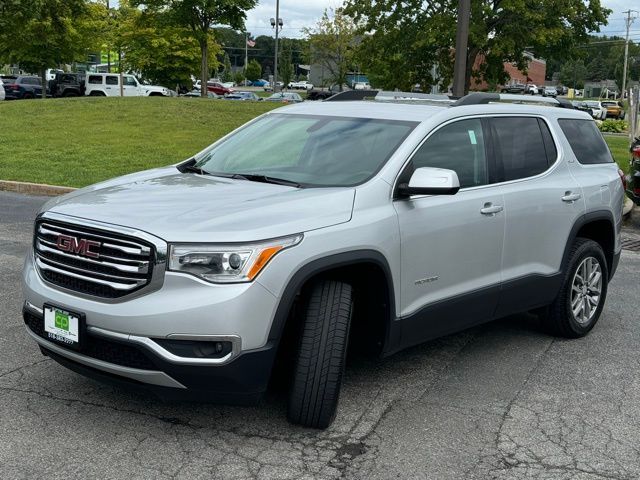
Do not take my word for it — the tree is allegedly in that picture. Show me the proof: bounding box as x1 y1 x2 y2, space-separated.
344 0 611 93
279 42 294 87
587 55 608 82
245 59 261 82
304 9 357 89
559 59 587 89
135 0 257 97
221 52 233 81
0 0 91 98
116 2 218 88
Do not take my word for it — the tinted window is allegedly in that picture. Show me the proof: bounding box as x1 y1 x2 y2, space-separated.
195 114 417 187
491 117 549 181
106 75 118 85
558 119 614 164
411 118 488 188
88 75 102 84
21 77 40 85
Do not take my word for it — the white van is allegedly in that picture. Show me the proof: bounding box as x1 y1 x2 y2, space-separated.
85 73 173 97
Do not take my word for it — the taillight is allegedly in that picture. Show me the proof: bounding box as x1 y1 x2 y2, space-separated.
618 168 627 191
632 145 640 159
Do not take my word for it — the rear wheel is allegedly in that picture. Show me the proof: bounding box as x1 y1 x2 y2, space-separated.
287 280 353 429
23 92 34 99
542 238 608 338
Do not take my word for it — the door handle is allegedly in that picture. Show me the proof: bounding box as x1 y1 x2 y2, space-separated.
561 192 581 203
480 203 503 215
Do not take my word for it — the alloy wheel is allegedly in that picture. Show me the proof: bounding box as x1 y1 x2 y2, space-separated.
570 256 603 325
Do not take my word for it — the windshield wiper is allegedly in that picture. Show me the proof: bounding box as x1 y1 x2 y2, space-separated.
182 164 207 175
231 173 303 188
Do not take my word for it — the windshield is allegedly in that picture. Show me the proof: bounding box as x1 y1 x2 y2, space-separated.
194 114 417 187
585 101 600 107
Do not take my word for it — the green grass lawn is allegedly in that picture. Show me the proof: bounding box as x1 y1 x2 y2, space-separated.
0 97 279 188
604 135 631 173
0 97 633 188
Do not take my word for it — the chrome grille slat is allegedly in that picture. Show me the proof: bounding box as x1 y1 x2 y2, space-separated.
38 225 150 255
35 258 144 291
37 255 147 283
36 240 149 274
34 217 161 300
36 237 149 267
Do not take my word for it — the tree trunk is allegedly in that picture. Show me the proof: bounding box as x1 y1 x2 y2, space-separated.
41 68 47 99
464 47 479 94
200 39 208 98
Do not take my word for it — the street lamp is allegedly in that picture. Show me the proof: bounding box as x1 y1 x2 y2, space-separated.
270 2 283 93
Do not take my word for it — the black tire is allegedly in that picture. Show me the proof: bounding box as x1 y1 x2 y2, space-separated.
287 280 353 429
63 91 78 97
542 238 608 338
23 93 34 99
89 91 106 96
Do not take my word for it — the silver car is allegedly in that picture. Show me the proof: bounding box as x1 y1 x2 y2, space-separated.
22 93 624 428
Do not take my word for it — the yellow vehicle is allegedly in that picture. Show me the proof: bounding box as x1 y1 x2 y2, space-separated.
601 100 625 119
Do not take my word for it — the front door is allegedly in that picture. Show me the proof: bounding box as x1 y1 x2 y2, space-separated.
393 118 505 346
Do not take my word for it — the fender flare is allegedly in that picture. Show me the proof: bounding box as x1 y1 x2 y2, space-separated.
561 210 616 276
266 249 397 347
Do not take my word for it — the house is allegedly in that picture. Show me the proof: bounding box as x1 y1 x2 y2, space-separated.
471 52 546 91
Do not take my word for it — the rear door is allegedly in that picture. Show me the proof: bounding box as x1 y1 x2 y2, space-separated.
104 75 119 96
490 116 583 316
394 117 505 344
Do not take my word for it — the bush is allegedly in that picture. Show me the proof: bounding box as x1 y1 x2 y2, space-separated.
598 119 628 133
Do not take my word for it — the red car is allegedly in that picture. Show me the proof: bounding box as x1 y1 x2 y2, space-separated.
207 82 234 96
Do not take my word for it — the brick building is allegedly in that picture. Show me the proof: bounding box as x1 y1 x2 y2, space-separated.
470 52 546 91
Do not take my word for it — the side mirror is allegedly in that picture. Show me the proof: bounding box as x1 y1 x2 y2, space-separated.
398 167 460 196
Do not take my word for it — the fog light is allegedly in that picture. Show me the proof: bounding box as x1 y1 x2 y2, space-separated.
152 339 233 359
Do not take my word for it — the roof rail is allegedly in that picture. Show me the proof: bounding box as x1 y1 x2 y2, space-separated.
324 89 454 106
452 92 574 109
324 89 379 102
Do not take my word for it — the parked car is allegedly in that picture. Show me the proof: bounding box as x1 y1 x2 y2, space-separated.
224 91 261 101
252 79 269 87
182 90 220 99
3 76 47 99
500 83 525 94
85 73 172 97
206 82 234 96
264 92 303 103
601 101 625 119
50 72 86 97
584 101 607 120
221 82 235 89
22 92 624 429
288 80 314 90
526 84 540 95
0 75 17 85
263 81 284 92
556 85 568 96
353 82 371 90
0 81 4 101
626 136 640 206
542 86 558 98
45 68 64 81
571 101 592 114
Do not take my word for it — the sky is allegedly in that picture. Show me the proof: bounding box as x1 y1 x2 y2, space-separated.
245 0 640 40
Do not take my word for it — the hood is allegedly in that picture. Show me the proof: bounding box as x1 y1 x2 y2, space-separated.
44 167 355 242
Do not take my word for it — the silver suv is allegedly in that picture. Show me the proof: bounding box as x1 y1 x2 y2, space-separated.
22 92 624 428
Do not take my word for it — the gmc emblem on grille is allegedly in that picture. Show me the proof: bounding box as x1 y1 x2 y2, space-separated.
56 234 101 259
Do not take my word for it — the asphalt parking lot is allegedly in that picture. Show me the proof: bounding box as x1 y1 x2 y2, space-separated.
1 190 640 480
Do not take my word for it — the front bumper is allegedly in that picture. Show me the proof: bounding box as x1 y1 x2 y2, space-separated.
23 304 277 402
22 250 282 400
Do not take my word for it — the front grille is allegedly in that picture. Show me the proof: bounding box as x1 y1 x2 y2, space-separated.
34 220 155 299
24 312 157 370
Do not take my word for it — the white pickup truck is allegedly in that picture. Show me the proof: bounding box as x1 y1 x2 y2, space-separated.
85 73 173 97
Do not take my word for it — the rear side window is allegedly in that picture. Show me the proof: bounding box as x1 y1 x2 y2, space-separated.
88 75 102 84
558 119 614 164
106 75 119 85
490 117 552 181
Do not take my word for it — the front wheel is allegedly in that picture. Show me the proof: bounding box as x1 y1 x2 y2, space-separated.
542 238 608 338
287 280 353 429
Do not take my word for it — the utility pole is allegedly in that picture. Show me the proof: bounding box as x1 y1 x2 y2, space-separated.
106 0 111 73
622 9 638 100
452 0 471 97
271 0 282 93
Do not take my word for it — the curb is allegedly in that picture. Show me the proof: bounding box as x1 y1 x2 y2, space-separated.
623 197 635 218
0 180 76 196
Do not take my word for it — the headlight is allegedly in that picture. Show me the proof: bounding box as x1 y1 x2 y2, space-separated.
168 234 303 283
